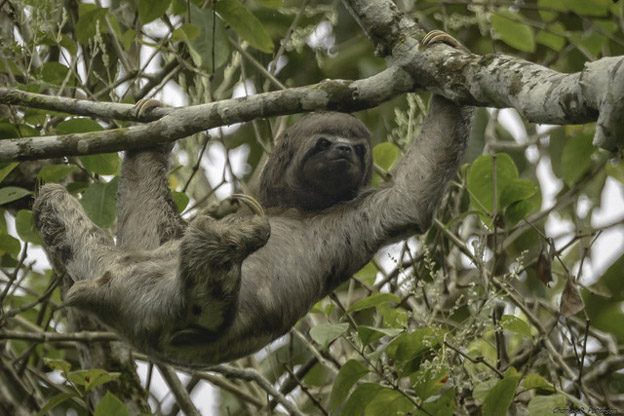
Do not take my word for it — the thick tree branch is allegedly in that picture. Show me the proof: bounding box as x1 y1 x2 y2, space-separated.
344 0 624 150
0 66 414 161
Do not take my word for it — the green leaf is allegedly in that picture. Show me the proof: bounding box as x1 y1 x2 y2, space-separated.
44 358 72 374
537 0 566 22
0 187 32 205
68 369 121 392
504 190 541 226
309 323 349 347
536 23 566 51
60 34 77 56
35 392 78 416
255 0 283 7
80 178 118 228
215 0 274 53
387 327 444 363
372 142 400 185
329 359 369 416
138 0 171 23
523 373 555 393
491 10 535 53
79 153 120 176
567 0 610 16
171 191 189 213
416 388 456 416
364 387 414 416
75 5 108 44
373 142 401 168
569 31 608 57
0 234 21 257
467 153 519 224
120 29 137 50
39 62 70 85
173 23 201 42
0 121 20 139
15 210 42 245
188 4 230 71
500 179 538 210
500 315 532 338
342 383 384 416
37 164 79 182
482 368 521 416
561 133 594 186
527 394 566 415
411 365 449 400
56 118 104 134
94 392 129 416
379 304 408 329
354 262 378 286
357 326 402 346
348 292 400 313
0 162 18 183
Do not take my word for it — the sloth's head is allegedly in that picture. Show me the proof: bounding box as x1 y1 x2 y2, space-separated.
259 112 372 211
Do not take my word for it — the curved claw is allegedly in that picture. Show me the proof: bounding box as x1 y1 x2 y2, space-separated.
134 98 164 118
231 193 265 216
421 29 467 51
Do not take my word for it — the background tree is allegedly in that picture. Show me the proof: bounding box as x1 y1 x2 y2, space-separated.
1 0 624 415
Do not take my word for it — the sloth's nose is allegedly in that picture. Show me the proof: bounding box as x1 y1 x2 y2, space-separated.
336 144 352 154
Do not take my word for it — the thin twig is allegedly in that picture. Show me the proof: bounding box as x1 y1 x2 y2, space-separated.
157 364 201 416
210 364 305 416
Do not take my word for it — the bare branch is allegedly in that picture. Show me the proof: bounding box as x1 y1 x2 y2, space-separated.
157 365 201 416
210 364 305 416
0 329 118 343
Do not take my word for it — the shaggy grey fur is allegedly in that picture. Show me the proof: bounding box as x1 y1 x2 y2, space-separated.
33 96 472 368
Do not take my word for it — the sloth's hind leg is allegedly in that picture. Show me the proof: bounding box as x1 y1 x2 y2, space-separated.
170 213 270 345
33 183 115 282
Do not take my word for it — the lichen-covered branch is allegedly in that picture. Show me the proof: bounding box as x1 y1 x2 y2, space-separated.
344 0 624 150
0 66 414 161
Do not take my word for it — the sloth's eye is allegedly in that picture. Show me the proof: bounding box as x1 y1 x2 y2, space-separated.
354 144 366 157
316 137 331 150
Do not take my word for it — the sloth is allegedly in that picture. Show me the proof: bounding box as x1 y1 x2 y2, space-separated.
33 33 473 368
258 111 373 211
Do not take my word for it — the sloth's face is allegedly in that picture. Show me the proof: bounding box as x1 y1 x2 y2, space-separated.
299 134 370 200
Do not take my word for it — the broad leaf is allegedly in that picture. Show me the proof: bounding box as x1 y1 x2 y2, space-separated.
15 210 42 245
492 10 535 53
80 178 118 228
309 323 349 347
0 187 32 205
329 359 369 415
348 292 400 313
215 0 274 53
500 315 532 338
482 368 521 416
138 0 171 23
94 392 129 416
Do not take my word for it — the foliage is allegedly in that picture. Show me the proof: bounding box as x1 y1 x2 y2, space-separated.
1 0 624 414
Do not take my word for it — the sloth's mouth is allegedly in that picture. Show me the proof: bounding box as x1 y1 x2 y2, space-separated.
328 155 354 163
